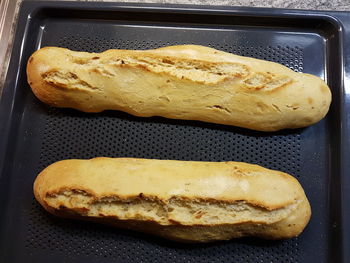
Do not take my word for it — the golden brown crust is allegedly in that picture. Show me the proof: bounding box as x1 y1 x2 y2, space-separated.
33 158 311 242
26 45 331 131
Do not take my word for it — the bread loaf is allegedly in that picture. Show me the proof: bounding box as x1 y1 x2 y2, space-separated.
34 158 311 242
26 45 331 131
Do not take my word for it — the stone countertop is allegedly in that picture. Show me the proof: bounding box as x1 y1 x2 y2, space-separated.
1 0 350 96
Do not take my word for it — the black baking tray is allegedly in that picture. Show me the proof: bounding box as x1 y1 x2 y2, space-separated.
1 1 350 262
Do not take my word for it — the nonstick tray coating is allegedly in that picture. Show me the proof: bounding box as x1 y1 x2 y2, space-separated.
0 2 349 263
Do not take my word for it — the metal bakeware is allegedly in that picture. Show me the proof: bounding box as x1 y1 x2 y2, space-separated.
0 1 349 262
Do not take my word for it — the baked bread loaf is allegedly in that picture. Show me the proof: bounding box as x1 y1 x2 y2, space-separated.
26 45 331 131
34 157 311 242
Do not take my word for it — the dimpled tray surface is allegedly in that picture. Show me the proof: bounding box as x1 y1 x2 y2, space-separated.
0 1 350 263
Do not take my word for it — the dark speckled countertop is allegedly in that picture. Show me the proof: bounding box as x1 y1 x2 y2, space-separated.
1 0 349 95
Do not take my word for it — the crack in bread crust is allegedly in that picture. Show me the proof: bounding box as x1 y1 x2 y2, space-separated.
71 54 251 85
243 72 293 92
43 70 101 92
45 190 300 226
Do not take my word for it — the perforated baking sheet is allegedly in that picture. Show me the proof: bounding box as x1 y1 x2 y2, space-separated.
0 2 349 263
